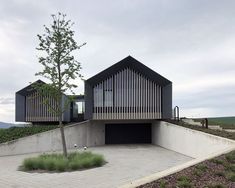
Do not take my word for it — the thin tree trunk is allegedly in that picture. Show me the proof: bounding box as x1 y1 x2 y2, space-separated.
59 93 67 158
59 120 67 158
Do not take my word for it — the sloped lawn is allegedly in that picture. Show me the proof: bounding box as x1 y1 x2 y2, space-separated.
0 126 58 144
20 152 106 172
138 120 235 188
167 119 235 141
138 150 235 188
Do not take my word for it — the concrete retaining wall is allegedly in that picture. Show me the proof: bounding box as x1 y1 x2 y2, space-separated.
1 120 235 158
152 121 235 158
0 120 105 156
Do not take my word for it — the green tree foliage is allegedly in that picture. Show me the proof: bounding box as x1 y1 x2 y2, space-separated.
35 12 86 157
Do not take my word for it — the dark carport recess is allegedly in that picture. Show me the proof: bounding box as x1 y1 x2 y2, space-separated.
105 123 152 144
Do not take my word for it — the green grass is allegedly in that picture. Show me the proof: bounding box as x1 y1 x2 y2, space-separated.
208 117 235 126
0 126 58 144
21 152 106 172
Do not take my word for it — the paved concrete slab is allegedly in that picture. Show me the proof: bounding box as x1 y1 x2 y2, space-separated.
0 145 192 188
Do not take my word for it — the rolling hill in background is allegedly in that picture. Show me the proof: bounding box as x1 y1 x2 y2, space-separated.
194 116 235 129
0 122 15 129
0 122 24 129
207 116 235 126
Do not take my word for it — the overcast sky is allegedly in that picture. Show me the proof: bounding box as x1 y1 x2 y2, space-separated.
0 0 235 123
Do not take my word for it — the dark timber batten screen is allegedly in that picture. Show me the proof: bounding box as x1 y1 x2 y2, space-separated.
93 67 162 120
25 91 59 122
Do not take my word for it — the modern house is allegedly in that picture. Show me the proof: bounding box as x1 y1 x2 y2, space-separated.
84 56 172 120
15 80 85 124
15 56 172 144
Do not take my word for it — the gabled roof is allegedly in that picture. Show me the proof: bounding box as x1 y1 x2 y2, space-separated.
16 80 72 98
16 80 46 96
86 56 172 86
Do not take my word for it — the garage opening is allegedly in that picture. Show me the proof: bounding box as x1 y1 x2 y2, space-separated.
105 123 152 144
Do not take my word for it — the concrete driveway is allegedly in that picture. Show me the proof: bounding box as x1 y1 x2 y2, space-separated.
0 145 192 188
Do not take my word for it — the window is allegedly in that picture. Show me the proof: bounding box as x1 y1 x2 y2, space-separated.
76 101 84 114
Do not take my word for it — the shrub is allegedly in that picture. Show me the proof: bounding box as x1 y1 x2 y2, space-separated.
193 164 208 177
195 164 208 172
177 176 193 188
177 176 191 182
159 180 167 188
223 163 231 171
210 158 224 165
177 181 193 188
225 152 235 163
193 169 203 177
21 152 106 172
227 172 235 182
215 171 225 177
227 164 235 172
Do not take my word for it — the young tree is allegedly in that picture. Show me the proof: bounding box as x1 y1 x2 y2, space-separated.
35 13 86 157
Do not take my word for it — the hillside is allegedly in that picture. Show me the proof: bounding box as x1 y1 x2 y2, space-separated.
207 116 235 125
194 116 235 129
0 122 25 129
0 122 15 129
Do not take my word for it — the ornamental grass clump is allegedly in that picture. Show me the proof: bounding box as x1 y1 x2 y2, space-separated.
21 152 106 172
227 172 235 182
225 151 235 163
176 176 193 188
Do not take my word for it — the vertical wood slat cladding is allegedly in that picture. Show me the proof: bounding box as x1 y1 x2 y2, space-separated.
25 92 58 122
92 67 162 120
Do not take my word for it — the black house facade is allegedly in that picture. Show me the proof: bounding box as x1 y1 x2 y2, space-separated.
85 56 172 120
16 56 172 125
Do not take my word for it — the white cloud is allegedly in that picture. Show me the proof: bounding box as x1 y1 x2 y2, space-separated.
0 97 14 105
0 104 14 123
1 0 235 122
